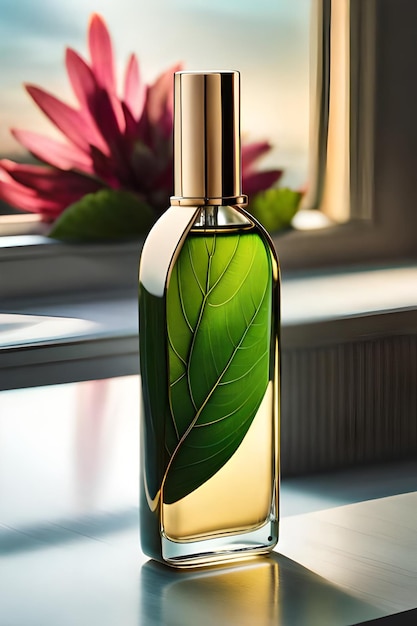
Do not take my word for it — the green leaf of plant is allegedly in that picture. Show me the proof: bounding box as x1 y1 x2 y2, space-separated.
248 187 302 233
48 189 155 241
163 231 272 504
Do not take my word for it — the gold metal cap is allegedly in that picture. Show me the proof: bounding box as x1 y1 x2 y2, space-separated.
171 71 248 207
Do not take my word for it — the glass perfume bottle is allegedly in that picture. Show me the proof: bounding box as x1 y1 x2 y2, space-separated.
139 71 280 567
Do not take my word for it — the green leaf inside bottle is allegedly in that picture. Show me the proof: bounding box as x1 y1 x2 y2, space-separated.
163 227 273 504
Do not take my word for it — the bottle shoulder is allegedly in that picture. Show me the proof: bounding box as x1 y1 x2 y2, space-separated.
139 205 279 296
139 205 199 297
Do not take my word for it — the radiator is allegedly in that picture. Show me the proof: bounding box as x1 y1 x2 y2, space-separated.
281 333 417 474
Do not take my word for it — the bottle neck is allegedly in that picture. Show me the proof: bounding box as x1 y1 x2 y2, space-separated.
190 205 252 231
193 206 219 227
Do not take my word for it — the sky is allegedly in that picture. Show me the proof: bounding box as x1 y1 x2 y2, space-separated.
0 0 311 187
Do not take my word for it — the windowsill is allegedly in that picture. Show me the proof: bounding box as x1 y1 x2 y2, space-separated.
1 262 416 390
1 216 417 305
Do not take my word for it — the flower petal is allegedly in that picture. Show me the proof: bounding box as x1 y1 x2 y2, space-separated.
25 84 106 152
123 54 146 121
66 47 125 136
122 102 139 143
146 63 182 130
108 92 126 133
0 167 64 216
11 129 94 172
89 88 122 151
90 146 121 188
88 13 116 93
0 159 103 198
242 141 272 173
136 86 150 143
243 169 283 197
88 88 133 184
130 141 158 190
65 48 97 111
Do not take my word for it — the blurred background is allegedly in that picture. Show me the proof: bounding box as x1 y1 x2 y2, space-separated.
0 0 310 198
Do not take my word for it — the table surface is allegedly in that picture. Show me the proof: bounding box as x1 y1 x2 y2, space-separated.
1 377 416 626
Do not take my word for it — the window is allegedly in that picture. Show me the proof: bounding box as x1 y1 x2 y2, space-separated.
281 0 417 268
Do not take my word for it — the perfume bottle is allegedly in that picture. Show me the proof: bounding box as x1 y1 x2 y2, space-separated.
139 71 280 567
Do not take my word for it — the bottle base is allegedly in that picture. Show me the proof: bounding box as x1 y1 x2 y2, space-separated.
161 519 278 568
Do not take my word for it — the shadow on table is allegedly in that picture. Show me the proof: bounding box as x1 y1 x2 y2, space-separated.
140 552 384 626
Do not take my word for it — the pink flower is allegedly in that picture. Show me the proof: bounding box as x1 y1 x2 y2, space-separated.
0 14 282 223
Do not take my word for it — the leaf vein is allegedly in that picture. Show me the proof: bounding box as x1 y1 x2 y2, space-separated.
194 375 267 427
170 372 186 387
206 235 240 295
207 247 260 307
217 349 269 386
172 419 252 470
185 235 217 411
168 329 186 365
188 244 205 296
178 260 193 332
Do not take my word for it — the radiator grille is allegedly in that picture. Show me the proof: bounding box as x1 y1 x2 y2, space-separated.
281 335 417 474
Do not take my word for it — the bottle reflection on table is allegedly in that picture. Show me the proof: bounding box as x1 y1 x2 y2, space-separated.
140 552 378 626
